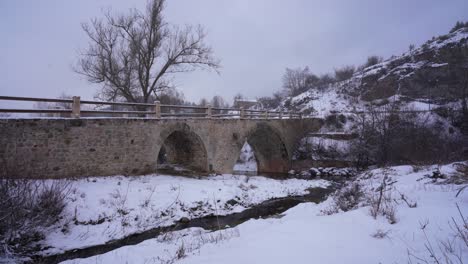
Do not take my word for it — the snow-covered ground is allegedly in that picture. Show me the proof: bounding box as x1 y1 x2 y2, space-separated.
61 162 468 264
42 174 329 255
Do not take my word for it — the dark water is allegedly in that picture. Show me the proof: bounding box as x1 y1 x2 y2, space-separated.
232 170 290 178
30 187 333 264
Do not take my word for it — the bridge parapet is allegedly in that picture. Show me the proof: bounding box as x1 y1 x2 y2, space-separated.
0 96 304 120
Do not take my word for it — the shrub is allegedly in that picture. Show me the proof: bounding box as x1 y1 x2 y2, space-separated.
362 56 383 69
450 21 468 33
0 179 70 258
421 43 430 52
371 229 390 239
325 114 345 129
338 114 347 123
438 34 450 42
334 65 355 82
366 175 398 224
334 182 363 212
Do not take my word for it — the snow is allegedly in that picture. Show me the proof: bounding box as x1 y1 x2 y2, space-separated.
61 162 468 264
291 87 363 118
403 100 433 111
430 62 448 68
233 142 257 172
427 28 468 50
42 174 329 255
296 136 351 160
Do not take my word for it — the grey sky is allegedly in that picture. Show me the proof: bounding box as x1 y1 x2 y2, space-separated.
1 0 467 104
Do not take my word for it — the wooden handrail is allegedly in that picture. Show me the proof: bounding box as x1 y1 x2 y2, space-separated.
160 104 207 110
81 110 154 115
161 112 207 116
0 108 71 113
80 100 154 107
0 95 306 119
0 96 72 104
212 107 241 111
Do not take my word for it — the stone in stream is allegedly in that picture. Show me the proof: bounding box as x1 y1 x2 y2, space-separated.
179 217 190 224
226 199 239 206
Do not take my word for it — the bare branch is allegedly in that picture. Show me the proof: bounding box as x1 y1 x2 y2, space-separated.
75 0 220 104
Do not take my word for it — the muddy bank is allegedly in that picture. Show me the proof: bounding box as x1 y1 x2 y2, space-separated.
31 187 333 264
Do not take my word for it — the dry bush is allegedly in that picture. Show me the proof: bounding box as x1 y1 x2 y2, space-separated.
0 179 70 258
175 243 186 260
320 205 340 216
371 229 390 239
334 65 355 81
366 172 399 224
319 181 364 215
157 229 239 264
334 182 364 212
367 190 397 224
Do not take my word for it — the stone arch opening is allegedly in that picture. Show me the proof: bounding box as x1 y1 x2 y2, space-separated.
157 130 208 173
245 123 290 174
233 141 258 175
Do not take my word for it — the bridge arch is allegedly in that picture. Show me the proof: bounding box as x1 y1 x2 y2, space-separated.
157 124 208 173
242 123 290 174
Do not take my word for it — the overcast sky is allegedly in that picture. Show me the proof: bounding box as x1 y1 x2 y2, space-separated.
1 0 467 104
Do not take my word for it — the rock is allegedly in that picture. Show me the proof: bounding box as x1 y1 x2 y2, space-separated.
226 199 239 206
300 170 311 178
179 217 190 224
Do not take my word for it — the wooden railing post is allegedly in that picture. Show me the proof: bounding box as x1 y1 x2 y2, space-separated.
239 107 245 119
206 104 212 118
54 106 61 118
299 113 303 119
72 96 80 118
289 111 293 119
154 100 161 119
264 110 269 119
279 110 282 119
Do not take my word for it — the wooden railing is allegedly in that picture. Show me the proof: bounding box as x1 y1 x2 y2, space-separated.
0 96 303 119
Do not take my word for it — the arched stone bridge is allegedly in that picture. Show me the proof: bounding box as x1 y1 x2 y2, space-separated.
0 118 323 179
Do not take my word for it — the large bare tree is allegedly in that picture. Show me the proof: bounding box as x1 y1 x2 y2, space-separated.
76 0 220 104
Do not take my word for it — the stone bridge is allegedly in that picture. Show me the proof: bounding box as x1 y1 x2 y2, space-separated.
0 118 323 179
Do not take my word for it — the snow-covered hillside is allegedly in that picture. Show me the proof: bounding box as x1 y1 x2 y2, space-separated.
284 27 468 119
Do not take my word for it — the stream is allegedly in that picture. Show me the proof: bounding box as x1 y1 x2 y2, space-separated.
31 187 333 264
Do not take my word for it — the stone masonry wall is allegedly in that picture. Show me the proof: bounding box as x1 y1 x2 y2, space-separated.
0 118 323 179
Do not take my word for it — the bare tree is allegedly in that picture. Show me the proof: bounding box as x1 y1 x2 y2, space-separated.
198 98 209 107
282 67 312 96
257 93 283 110
233 93 245 102
211 95 227 108
76 0 220 104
